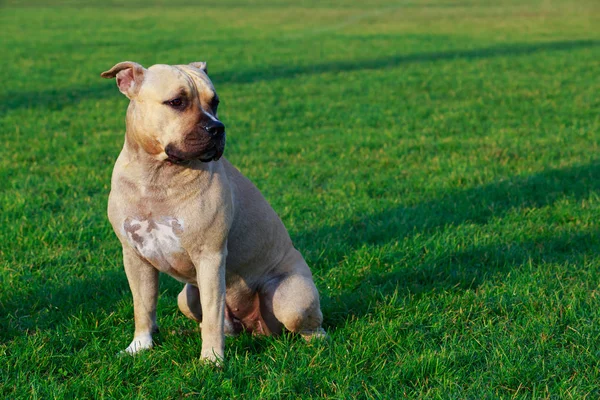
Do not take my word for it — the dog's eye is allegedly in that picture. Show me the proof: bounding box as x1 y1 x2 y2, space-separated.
166 98 184 108
211 97 220 110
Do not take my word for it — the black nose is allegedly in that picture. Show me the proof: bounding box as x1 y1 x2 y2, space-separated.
204 120 225 137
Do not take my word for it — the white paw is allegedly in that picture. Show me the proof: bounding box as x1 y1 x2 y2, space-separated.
201 347 224 367
121 334 153 355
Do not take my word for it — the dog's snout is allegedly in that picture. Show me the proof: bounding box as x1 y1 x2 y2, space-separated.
204 120 225 137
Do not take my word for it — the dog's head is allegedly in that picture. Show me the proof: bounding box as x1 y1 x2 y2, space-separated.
101 61 225 163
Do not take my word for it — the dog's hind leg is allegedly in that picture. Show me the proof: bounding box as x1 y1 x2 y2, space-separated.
261 249 326 340
178 283 203 322
178 283 243 336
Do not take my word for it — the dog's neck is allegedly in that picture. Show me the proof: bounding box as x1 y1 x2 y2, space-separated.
120 128 215 190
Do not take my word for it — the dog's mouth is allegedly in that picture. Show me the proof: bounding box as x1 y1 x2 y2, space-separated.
166 156 190 165
198 149 218 162
197 145 224 162
165 145 223 164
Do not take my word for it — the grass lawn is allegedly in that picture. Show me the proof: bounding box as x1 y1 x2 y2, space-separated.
1 0 600 397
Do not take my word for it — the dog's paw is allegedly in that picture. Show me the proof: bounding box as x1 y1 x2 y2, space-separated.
300 327 328 342
200 348 224 367
120 334 154 356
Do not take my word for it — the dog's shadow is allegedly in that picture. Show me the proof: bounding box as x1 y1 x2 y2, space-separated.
292 161 600 326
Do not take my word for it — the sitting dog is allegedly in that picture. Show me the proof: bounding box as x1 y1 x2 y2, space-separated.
100 61 325 363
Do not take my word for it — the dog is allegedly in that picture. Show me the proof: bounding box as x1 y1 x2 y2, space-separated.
100 61 326 363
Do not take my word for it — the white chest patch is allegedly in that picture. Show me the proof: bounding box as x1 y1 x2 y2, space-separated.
123 217 185 264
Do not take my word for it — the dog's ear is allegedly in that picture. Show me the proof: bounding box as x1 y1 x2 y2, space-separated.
189 61 207 74
100 61 146 99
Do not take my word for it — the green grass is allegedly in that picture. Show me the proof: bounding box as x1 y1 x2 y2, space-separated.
1 0 600 397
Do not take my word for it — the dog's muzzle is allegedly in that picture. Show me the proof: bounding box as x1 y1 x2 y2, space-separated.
165 121 226 164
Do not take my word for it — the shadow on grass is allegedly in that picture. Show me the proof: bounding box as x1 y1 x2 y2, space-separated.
330 229 599 320
304 161 600 323
2 39 598 115
219 39 600 84
0 266 129 341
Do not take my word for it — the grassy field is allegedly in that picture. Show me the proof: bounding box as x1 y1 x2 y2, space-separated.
1 0 600 397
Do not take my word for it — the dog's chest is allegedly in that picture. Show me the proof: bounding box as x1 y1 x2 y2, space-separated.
122 216 195 281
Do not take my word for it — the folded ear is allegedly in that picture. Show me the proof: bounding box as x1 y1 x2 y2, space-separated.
100 61 146 99
189 61 207 74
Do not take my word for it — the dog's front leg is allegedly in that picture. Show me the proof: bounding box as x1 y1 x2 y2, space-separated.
194 248 227 364
122 247 159 355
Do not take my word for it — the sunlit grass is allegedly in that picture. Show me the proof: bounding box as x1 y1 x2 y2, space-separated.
1 0 600 397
